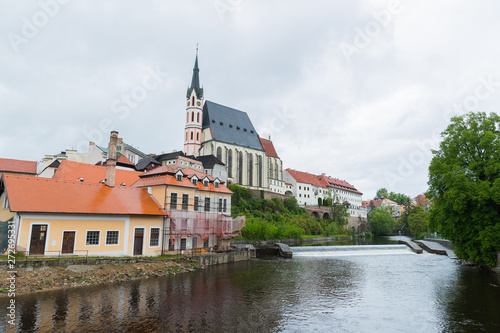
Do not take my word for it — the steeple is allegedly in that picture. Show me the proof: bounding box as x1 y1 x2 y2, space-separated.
187 48 203 99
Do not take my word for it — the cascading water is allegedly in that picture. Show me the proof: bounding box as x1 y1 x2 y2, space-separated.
291 244 414 257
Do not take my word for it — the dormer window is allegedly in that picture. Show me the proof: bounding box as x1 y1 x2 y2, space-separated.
214 180 220 188
192 179 197 186
176 174 182 182
203 179 209 187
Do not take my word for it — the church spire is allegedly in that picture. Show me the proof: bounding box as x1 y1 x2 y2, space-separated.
187 47 203 99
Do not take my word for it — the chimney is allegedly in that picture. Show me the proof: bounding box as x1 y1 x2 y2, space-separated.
105 131 119 187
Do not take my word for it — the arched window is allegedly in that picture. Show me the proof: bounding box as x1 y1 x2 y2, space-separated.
227 149 233 178
196 132 199 141
269 160 274 180
192 96 194 105
190 132 194 140
257 155 262 188
238 151 243 185
216 147 222 161
197 112 200 123
185 132 188 141
248 153 253 187
191 112 194 122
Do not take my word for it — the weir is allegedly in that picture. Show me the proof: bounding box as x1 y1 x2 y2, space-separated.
291 244 414 257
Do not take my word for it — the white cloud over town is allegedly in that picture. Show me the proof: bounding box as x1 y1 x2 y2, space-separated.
2 0 500 199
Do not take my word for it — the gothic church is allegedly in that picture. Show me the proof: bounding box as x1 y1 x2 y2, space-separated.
183 52 286 194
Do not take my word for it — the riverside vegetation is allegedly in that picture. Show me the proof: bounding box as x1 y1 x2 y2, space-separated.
229 184 351 240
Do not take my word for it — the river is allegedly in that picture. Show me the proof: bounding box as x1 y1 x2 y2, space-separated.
1 239 499 332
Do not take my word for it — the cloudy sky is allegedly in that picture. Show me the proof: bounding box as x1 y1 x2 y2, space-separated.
2 0 500 199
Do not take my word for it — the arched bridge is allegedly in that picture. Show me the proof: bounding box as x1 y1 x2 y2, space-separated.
303 206 332 219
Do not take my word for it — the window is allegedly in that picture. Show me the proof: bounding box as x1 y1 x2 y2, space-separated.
203 179 209 187
192 178 197 186
238 151 243 185
203 239 209 248
223 199 227 213
194 196 199 211
86 231 100 245
150 228 160 247
192 96 194 105
299 186 301 190
3 195 9 209
247 153 253 186
196 132 199 141
170 193 178 210
214 180 220 188
227 149 233 178
204 197 210 212
197 112 200 122
190 132 194 140
216 147 222 161
191 112 194 122
106 231 119 245
180 238 187 250
176 174 182 181
182 194 189 210
218 198 223 212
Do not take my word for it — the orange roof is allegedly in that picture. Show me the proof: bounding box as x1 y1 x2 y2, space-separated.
0 158 37 175
3 174 167 216
259 137 279 158
285 169 325 187
53 160 142 186
317 175 362 195
117 154 134 166
141 165 177 177
133 174 233 194
364 198 398 207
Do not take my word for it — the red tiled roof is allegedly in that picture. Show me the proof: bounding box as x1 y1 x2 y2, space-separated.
133 174 233 194
259 137 279 158
53 160 142 186
317 175 362 195
285 169 325 187
117 154 134 166
364 198 398 207
3 175 167 216
140 165 177 177
0 158 37 175
414 194 430 206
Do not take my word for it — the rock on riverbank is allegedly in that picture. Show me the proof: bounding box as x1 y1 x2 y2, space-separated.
0 259 203 295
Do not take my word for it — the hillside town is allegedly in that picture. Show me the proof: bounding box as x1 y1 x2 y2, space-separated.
0 52 426 258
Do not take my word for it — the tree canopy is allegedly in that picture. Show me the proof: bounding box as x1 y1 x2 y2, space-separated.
427 112 500 266
374 187 410 205
369 207 396 235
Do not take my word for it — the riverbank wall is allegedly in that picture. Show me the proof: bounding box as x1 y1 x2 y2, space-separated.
192 250 253 266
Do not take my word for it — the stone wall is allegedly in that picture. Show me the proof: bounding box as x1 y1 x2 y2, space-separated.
192 250 252 267
249 189 290 201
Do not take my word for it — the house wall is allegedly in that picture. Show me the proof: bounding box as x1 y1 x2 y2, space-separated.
0 192 14 222
17 214 164 257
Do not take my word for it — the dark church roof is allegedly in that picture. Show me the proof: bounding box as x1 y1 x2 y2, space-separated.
202 101 264 151
196 155 225 169
186 53 203 99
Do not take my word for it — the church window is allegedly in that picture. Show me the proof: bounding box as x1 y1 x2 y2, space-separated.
186 113 189 122
269 161 273 180
275 161 279 179
227 149 233 178
257 155 263 188
197 112 200 122
196 132 199 141
185 132 188 141
238 151 243 185
190 132 194 140
191 112 194 122
192 96 195 105
248 153 253 187
216 147 222 161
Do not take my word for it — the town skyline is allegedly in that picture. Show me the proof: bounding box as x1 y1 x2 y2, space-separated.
2 1 500 199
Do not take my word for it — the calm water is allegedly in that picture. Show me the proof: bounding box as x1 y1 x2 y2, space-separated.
1 244 500 332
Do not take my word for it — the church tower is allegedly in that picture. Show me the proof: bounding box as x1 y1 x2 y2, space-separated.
184 49 204 156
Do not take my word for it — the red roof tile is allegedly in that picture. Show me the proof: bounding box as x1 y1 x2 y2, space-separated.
285 169 325 187
3 174 167 216
117 154 134 166
317 175 362 195
53 160 142 186
259 137 279 158
0 158 37 175
133 174 233 194
140 165 177 177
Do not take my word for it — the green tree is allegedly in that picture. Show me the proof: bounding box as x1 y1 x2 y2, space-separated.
408 206 428 237
369 207 396 235
427 112 500 266
375 188 388 199
387 191 411 205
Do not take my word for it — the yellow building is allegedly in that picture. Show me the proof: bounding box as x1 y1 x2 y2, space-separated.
0 174 167 257
132 165 244 251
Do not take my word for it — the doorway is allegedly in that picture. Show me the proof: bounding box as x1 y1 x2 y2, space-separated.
61 231 75 254
29 225 48 255
134 228 144 255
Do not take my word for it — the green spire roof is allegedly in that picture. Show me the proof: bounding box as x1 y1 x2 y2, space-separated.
187 51 203 99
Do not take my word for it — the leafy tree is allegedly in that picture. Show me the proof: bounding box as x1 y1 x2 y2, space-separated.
408 206 428 237
427 112 500 266
387 191 411 205
375 188 388 199
369 207 396 235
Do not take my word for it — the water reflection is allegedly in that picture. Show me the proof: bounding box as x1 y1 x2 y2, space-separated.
1 251 499 332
